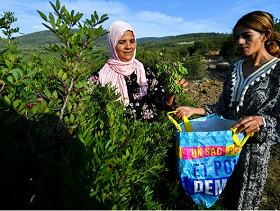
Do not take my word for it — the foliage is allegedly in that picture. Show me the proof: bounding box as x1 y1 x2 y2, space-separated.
136 48 163 70
220 35 241 59
183 52 206 80
0 1 200 210
274 19 280 33
0 12 21 44
156 60 188 94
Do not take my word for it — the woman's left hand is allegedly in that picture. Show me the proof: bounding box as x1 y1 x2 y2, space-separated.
166 78 188 105
230 116 264 134
178 78 189 93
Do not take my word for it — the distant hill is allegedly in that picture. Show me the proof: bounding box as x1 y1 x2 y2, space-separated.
138 36 173 42
14 29 172 48
14 29 227 49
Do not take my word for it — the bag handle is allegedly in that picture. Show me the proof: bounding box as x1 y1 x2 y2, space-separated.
231 128 254 147
167 111 254 147
167 111 193 132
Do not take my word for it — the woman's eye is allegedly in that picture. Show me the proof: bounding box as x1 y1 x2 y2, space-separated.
130 39 135 43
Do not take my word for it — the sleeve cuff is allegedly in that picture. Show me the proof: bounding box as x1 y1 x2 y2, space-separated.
261 116 266 128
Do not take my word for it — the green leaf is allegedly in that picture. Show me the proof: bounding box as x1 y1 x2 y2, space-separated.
70 113 74 122
3 95 11 106
52 90 58 99
149 170 159 177
7 75 13 83
18 69 24 77
95 26 102 36
66 101 72 111
77 133 85 144
62 73 67 81
13 99 20 108
20 79 33 83
94 11 99 21
81 96 90 101
26 70 37 77
114 169 120 180
153 165 163 170
56 0 60 10
139 179 151 184
57 23 67 34
18 102 26 111
49 13 56 29
63 9 71 20
56 17 61 27
88 28 94 38
30 103 40 114
42 23 53 31
100 14 108 20
73 13 83 22
105 139 112 149
50 1 57 12
44 89 51 98
58 69 63 78
37 10 48 21
126 148 130 156
11 70 19 81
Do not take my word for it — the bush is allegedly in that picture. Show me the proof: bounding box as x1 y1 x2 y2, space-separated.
183 52 206 80
0 1 201 210
220 36 241 59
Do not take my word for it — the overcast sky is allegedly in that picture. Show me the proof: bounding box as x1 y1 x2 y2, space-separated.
1 0 280 38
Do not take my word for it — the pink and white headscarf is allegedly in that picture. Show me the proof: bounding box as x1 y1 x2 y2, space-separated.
99 21 147 105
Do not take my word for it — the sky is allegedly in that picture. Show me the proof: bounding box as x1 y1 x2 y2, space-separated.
0 0 280 38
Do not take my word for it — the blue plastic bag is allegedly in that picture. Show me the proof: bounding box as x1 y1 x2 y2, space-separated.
167 112 253 208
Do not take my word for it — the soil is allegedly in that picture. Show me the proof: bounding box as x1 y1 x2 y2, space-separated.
187 53 227 106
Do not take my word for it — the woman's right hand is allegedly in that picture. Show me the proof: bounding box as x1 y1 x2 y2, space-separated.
175 106 205 119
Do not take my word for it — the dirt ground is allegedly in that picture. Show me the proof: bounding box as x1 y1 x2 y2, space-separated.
187 54 226 106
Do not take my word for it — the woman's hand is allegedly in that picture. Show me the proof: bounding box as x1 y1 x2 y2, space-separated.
175 106 205 119
166 78 188 105
178 78 189 93
230 116 264 134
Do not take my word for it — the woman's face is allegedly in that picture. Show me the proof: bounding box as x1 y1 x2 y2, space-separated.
234 25 266 57
116 31 136 62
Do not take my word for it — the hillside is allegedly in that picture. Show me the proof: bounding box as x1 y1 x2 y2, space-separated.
14 29 172 47
13 29 228 49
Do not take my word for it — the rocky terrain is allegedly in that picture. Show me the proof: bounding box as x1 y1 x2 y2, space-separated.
187 52 228 106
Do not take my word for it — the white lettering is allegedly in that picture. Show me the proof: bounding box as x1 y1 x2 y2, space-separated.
215 179 227 195
205 180 213 195
194 181 203 193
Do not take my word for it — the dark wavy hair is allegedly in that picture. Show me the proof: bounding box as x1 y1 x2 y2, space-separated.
233 11 280 57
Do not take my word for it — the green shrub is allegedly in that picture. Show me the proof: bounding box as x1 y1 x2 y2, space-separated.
183 52 205 80
220 35 241 59
0 1 201 210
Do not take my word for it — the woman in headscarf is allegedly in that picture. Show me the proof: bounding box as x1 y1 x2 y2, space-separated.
89 21 188 122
